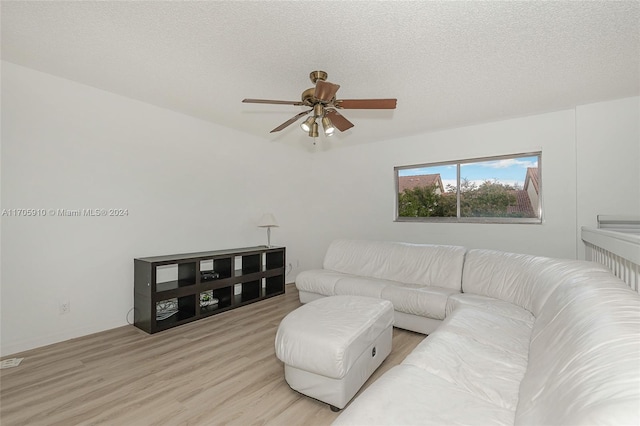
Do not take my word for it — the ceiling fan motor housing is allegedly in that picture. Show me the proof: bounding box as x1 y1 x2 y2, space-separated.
301 88 316 105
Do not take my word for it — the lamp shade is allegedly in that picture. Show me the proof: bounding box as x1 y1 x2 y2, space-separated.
257 213 279 228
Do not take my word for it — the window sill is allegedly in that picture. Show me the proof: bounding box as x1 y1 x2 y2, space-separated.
394 217 543 225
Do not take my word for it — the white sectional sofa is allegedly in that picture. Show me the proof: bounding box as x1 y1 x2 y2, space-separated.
296 240 640 425
296 239 467 334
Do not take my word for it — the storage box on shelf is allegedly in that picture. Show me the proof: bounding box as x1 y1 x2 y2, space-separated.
134 246 286 333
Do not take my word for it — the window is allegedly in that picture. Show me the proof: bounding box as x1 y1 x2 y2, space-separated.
395 152 542 223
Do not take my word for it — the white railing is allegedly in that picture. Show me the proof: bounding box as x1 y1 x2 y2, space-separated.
581 216 640 292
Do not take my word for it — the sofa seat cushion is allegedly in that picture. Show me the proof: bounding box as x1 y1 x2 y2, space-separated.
403 329 527 410
332 364 514 426
297 270 457 321
334 275 390 298
295 269 345 297
402 306 531 411
381 284 458 320
442 307 533 357
446 293 535 324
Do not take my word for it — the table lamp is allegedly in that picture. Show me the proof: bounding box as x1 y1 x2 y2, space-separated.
258 213 279 248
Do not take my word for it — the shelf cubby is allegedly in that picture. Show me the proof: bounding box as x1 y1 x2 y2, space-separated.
134 246 286 333
244 254 261 274
266 251 285 270
155 262 197 292
213 257 232 279
265 275 285 296
239 280 261 303
155 294 196 329
200 287 233 316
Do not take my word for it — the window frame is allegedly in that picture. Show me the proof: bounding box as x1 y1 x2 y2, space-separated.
394 151 543 224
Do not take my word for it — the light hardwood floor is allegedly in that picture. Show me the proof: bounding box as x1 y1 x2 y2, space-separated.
1 285 424 426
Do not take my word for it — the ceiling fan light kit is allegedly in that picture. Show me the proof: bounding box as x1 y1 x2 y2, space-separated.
301 116 315 132
322 116 335 136
310 122 319 138
242 70 397 140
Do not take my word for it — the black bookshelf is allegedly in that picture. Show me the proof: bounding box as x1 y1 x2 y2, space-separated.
134 246 286 333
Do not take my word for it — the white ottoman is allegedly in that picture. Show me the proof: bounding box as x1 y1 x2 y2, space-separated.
275 295 394 411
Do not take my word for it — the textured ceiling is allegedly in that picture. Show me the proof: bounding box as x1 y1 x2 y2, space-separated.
2 1 639 147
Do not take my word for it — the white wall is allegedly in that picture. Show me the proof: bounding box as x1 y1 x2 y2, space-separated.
576 97 640 258
0 62 310 356
306 109 579 267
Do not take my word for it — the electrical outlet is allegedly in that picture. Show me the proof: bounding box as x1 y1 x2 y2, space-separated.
59 300 70 315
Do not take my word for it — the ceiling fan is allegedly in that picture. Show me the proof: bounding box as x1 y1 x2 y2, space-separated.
242 71 397 138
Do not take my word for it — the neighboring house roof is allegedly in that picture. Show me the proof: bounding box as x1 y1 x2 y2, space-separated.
507 189 536 217
524 167 539 194
398 174 444 193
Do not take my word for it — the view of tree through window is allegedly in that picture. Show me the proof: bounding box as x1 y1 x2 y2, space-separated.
395 153 541 223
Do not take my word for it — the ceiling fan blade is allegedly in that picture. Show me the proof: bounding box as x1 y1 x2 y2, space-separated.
336 99 397 109
326 109 354 132
314 80 340 103
270 110 312 133
243 98 305 106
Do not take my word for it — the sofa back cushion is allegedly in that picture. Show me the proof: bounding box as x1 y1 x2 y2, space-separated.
462 249 611 315
515 273 640 425
323 239 466 290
